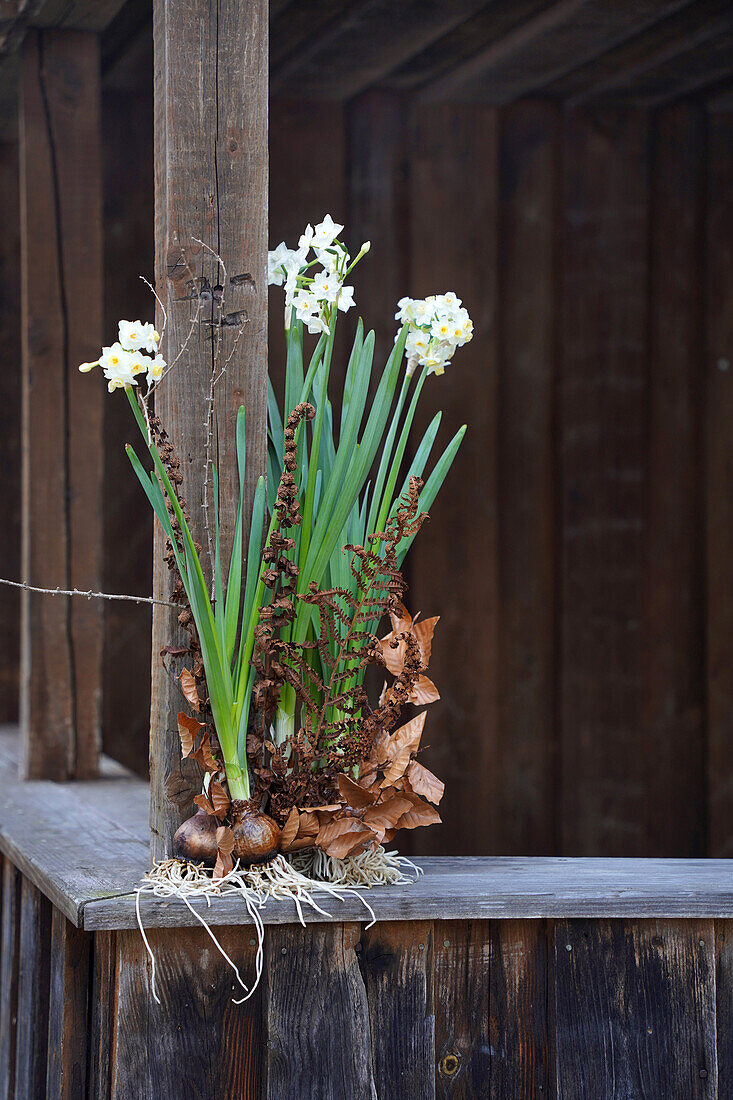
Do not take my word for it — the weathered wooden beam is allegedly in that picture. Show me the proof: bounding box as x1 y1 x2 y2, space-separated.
706 108 733 859
645 104 706 857
407 103 499 856
417 0 692 104
150 0 268 859
270 0 488 100
0 137 20 725
19 29 103 781
544 0 733 102
559 107 649 856
46 907 90 1099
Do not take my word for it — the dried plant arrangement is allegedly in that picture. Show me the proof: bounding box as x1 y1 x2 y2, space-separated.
72 218 472 997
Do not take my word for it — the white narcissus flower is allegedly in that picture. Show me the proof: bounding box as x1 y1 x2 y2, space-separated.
312 214 343 249
268 242 291 286
147 353 166 383
127 351 151 377
336 285 355 313
99 342 137 391
292 289 318 325
430 315 455 342
395 291 473 375
311 269 341 304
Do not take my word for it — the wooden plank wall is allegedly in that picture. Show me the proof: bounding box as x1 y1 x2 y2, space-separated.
270 98 733 859
2 854 733 1097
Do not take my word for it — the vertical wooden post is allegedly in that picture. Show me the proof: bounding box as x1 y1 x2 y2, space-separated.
151 0 268 858
19 30 104 780
0 135 21 725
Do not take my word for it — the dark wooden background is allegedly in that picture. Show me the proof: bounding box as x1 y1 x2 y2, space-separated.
1 2 732 860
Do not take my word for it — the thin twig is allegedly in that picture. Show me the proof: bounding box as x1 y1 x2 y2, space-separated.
0 577 177 609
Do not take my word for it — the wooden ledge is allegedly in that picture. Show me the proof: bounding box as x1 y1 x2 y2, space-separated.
1 727 733 930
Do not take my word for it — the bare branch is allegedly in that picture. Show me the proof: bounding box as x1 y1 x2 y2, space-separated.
0 577 177 609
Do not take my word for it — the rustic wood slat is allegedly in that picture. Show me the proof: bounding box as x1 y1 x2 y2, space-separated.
359 919 435 1099
0 137 20 725
19 28 103 781
46 906 90 1099
407 102 499 857
101 83 154 778
433 919 490 1097
554 919 718 1098
0 860 20 1100
717 920 733 1095
346 89 410 378
418 0 692 104
13 877 51 1100
111 926 262 1099
87 930 115 1100
150 0 268 860
496 99 559 856
706 108 733 859
644 103 705 857
0 777 149 925
84 855 733 930
490 920 551 1097
559 106 649 856
265 922 374 1098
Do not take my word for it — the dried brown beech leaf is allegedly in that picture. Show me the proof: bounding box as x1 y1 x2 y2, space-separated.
337 773 379 809
209 781 230 820
410 675 440 706
193 793 215 815
412 616 439 667
179 668 200 711
362 796 414 838
178 712 204 758
279 806 300 852
381 711 426 787
395 799 441 830
316 817 375 860
406 759 445 805
213 824 235 879
164 759 202 811
196 732 219 774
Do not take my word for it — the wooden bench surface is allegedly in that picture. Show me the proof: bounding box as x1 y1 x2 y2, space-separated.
1 726 732 930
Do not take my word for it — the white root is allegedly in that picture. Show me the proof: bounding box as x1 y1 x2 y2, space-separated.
135 847 421 1005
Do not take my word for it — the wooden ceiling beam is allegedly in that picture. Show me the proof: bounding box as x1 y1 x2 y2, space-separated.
546 0 733 103
270 0 490 100
415 0 694 104
591 23 733 106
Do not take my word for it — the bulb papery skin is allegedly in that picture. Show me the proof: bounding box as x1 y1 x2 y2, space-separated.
230 800 281 865
172 808 219 865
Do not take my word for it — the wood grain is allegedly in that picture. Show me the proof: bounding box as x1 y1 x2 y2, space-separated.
717 920 733 1096
359 919 435 1098
554 918 718 1098
0 860 20 1100
46 906 90 1099
112 925 262 1098
433 919 490 1097
13 877 51 1100
150 0 268 858
420 0 693 104
496 99 559 855
407 102 499 856
0 138 21 725
706 108 733 858
87 930 116 1100
490 920 551 1097
645 103 705 856
101 83 154 778
19 28 103 780
265 922 374 1098
559 107 649 856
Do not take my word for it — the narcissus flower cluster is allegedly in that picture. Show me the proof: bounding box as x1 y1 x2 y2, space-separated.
79 320 165 391
395 293 473 377
268 215 367 334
